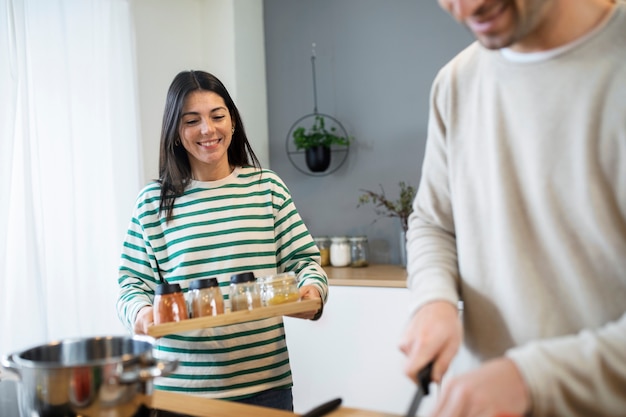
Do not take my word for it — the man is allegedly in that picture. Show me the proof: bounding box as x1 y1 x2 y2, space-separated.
399 1 626 416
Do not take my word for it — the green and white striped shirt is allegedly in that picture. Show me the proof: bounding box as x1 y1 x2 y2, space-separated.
117 166 328 399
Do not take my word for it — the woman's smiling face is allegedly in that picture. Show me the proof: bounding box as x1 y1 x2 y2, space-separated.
179 90 235 181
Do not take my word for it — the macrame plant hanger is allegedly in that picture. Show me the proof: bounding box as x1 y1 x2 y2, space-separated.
285 43 350 176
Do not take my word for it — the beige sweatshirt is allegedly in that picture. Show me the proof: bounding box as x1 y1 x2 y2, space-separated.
406 3 626 416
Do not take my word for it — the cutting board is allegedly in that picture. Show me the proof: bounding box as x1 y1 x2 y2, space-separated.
147 390 402 417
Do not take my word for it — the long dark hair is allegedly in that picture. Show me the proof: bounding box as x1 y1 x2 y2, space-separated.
157 70 261 221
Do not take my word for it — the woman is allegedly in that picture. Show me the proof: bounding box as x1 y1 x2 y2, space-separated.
116 70 328 412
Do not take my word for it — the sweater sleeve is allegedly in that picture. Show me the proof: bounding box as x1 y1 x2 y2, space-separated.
507 311 626 417
406 67 460 315
116 207 159 333
272 175 329 304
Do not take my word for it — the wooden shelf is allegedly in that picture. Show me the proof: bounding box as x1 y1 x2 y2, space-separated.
326 264 407 288
147 299 321 338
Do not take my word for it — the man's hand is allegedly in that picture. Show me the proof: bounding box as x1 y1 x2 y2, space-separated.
399 300 462 383
430 357 530 417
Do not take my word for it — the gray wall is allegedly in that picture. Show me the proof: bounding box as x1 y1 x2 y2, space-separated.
264 0 473 264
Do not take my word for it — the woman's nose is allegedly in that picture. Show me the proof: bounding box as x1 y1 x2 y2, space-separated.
200 118 214 135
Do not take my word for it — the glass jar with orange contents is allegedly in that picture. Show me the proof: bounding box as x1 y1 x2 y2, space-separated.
153 282 188 324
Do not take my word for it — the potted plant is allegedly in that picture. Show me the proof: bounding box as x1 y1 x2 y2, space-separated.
357 181 417 266
292 114 351 172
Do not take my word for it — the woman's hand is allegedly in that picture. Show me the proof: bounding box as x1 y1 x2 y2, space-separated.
430 357 530 417
399 300 462 384
286 285 323 320
134 306 154 335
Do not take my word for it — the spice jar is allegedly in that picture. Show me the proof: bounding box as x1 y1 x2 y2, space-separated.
259 272 301 306
153 282 188 324
330 236 351 267
313 236 331 267
188 277 225 318
350 235 370 267
229 272 262 312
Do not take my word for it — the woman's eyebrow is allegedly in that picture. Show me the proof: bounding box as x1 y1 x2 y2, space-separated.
181 106 227 117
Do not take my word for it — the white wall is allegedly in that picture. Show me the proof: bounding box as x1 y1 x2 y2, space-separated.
284 286 438 416
131 0 269 184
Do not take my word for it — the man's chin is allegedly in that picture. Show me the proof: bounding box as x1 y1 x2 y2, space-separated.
475 32 516 50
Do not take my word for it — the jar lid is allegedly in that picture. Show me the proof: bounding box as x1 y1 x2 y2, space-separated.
330 236 348 242
349 235 368 242
258 271 297 285
189 277 219 290
313 236 330 242
155 282 182 295
230 272 256 284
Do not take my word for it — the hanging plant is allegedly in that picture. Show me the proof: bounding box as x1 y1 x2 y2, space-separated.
292 114 352 150
285 44 352 176
293 114 352 172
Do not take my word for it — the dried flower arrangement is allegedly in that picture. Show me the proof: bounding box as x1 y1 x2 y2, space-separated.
357 181 417 233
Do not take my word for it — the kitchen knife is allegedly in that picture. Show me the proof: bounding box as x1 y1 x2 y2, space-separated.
405 361 433 417
300 397 342 417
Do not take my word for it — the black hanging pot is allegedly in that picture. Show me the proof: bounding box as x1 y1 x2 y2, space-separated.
305 145 331 172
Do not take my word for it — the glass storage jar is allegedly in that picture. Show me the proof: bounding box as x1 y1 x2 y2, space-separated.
313 236 331 267
229 272 262 312
188 277 225 318
349 235 370 267
330 236 351 267
258 272 301 306
153 282 188 324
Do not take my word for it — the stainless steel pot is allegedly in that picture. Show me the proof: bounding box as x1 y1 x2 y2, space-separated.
1 335 177 417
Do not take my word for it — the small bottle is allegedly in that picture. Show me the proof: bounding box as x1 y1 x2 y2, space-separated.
188 277 225 318
153 282 188 324
313 236 331 267
350 236 370 267
259 272 301 306
229 272 262 312
330 236 351 267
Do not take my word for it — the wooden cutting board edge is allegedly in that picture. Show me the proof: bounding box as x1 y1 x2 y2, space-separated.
145 391 403 417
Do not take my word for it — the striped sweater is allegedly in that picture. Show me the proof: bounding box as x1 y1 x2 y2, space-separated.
116 166 328 399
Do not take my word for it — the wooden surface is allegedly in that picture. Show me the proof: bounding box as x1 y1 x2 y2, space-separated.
147 299 321 338
329 407 402 417
147 391 402 417
325 264 407 288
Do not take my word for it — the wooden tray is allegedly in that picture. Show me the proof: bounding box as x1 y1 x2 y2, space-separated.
147 298 321 338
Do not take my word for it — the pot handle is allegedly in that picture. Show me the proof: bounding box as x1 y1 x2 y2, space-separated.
117 358 178 384
0 354 21 381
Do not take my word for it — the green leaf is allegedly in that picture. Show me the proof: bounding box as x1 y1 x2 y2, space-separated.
292 115 353 150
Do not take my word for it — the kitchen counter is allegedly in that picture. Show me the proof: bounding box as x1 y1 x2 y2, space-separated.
148 390 402 417
0 380 403 417
325 264 407 288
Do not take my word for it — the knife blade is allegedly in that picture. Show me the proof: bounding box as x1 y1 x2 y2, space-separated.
405 361 433 417
300 397 342 417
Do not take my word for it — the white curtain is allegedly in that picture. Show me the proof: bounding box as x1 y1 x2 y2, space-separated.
0 0 143 355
